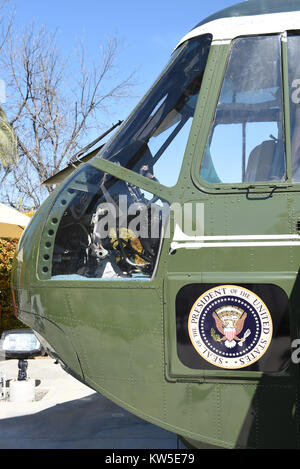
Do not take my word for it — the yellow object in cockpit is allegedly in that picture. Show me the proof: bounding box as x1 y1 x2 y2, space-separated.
109 227 148 265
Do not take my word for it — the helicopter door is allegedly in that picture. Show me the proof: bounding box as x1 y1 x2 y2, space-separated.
166 34 294 380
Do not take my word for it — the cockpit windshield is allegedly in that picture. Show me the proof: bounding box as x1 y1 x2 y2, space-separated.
97 34 212 187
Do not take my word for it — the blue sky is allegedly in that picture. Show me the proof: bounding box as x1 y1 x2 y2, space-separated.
12 0 237 123
6 0 242 192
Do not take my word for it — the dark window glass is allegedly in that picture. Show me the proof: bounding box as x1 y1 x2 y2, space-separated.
98 35 212 187
50 165 169 280
200 35 286 184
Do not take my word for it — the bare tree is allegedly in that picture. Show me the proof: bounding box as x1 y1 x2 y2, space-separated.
0 1 18 170
0 23 136 209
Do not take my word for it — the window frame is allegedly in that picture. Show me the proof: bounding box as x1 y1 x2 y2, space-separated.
191 32 295 194
284 31 300 184
96 34 213 190
37 161 172 283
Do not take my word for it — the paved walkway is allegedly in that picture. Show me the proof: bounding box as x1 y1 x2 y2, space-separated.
0 357 183 449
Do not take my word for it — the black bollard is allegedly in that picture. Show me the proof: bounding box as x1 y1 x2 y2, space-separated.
18 359 28 381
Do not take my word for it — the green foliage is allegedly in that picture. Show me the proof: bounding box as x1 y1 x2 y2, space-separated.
0 238 25 335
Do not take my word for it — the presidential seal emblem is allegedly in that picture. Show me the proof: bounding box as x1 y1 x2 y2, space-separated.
188 285 273 369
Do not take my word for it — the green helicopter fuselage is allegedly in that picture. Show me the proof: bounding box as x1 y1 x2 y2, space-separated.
11 0 300 449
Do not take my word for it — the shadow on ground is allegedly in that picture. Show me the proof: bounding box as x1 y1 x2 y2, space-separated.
0 391 183 449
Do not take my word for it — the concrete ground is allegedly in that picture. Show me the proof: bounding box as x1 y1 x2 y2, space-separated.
0 357 184 449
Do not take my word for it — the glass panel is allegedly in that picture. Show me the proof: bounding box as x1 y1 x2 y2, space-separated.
51 165 169 280
288 35 300 182
99 35 212 187
200 35 286 184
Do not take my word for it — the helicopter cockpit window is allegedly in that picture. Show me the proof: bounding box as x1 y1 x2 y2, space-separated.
98 35 212 187
287 34 300 182
200 35 286 184
50 164 169 281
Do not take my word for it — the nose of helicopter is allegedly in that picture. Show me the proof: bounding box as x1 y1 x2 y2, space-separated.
10 192 86 380
11 191 58 318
